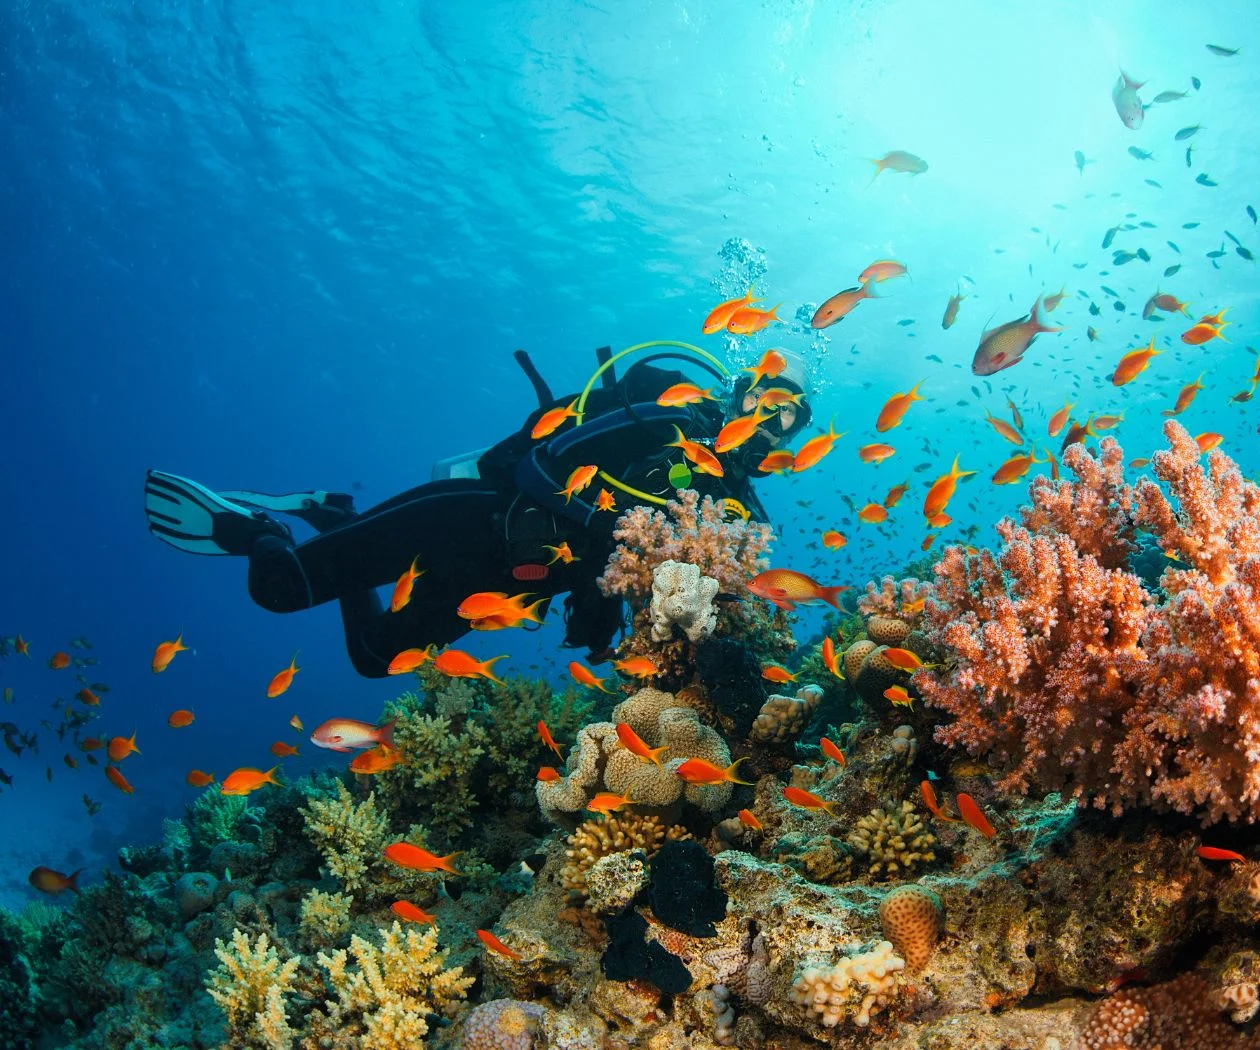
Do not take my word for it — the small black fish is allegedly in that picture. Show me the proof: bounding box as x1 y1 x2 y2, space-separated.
1248 205 1257 224
82 794 101 816
955 399 969 407
1167 241 1180 253
914 462 933 472
1089 302 1101 316
926 353 942 363
1183 221 1200 229
1136 248 1150 262
1207 246 1227 258
1113 251 1137 265
713 593 745 604
1174 125 1202 141
971 385 982 399
1225 230 1242 246
1100 285 1118 297
1164 264 1182 277
1192 76 1201 90
1239 246 1255 262
897 319 915 326
520 853 547 876
1127 147 1154 161
1197 173 1218 187
1113 300 1126 312
1102 225 1119 249
0 769 10 785
1206 44 1239 57
1138 221 1157 228
1072 262 1088 269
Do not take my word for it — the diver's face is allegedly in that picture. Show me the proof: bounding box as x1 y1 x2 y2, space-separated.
741 385 800 445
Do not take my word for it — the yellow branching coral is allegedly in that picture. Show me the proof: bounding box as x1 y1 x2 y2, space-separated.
562 813 691 900
301 781 393 894
847 800 937 879
297 888 353 949
206 929 300 1050
308 921 474 1050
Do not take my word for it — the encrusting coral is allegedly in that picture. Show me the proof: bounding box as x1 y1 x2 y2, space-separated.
789 940 906 1029
206 929 301 1050
916 422 1260 825
307 921 474 1049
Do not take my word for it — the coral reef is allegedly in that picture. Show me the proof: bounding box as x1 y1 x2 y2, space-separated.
649 559 719 643
916 423 1260 825
206 929 300 1050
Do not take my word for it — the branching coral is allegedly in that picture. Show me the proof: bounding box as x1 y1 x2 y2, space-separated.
917 423 1260 825
790 941 905 1029
206 929 300 1050
846 800 936 879
297 889 353 950
307 921 473 1049
561 813 690 900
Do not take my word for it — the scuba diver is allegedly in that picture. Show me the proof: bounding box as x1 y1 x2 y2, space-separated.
143 341 813 678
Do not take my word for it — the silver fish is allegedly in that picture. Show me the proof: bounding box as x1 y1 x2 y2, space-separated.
1112 71 1145 129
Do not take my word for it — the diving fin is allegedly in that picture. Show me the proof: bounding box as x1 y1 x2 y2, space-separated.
219 488 357 533
144 471 292 556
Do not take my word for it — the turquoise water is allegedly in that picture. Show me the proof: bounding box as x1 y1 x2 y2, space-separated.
1 1 1259 1041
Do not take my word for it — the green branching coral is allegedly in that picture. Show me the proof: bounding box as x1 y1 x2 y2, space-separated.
189 788 256 855
206 929 300 1050
479 677 594 793
306 921 474 1049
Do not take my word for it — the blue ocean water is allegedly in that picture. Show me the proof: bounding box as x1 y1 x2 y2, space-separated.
1 0 1258 911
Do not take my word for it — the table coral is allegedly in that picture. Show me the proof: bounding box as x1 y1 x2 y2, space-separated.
916 423 1260 825
205 929 300 1050
308 921 473 1049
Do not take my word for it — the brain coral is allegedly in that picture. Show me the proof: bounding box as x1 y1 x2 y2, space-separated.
459 998 546 1050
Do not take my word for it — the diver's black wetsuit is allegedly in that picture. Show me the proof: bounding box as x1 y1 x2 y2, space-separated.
246 360 769 678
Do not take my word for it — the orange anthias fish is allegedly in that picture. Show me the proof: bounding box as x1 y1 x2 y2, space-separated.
186 769 215 787
76 687 100 706
1195 432 1224 452
1047 401 1074 437
106 765 134 794
919 780 959 822
476 928 522 960
715 408 772 454
457 592 544 625
107 732 139 762
992 451 1043 486
543 542 580 565
820 737 846 767
434 649 506 683
391 900 436 925
676 757 754 786
588 791 636 814
152 635 188 674
536 766 561 782
923 456 976 522
310 717 396 752
757 449 797 474
737 808 763 831
884 685 915 708
859 443 897 464
387 645 436 675
1152 292 1191 316
811 282 878 329
727 303 782 335
613 655 660 678
568 661 613 693
884 481 910 508
971 297 1062 375
746 569 847 610
556 464 599 503
1043 285 1068 312
868 149 928 182
781 785 841 814
289 715 303 733
657 382 716 407
792 421 846 472
530 400 579 440
744 349 788 389
955 792 997 838
79 737 104 752
14 635 30 657
902 596 925 615
942 287 966 329
983 410 1024 446
702 289 760 334
349 745 405 775
757 387 804 410
538 720 564 758
1163 373 1205 416
858 503 888 524
595 488 617 512
761 664 797 684
1060 417 1097 451
859 259 908 283
668 426 724 477
1111 339 1163 386
821 637 844 678
822 530 847 550
1180 323 1226 346
882 648 925 671
1093 413 1124 432
267 652 301 698
383 843 464 874
49 651 71 670
221 766 280 797
876 382 925 432
29 866 83 895
270 740 300 757
616 723 668 767
926 512 952 529
1197 846 1247 863
167 709 195 729
390 556 425 613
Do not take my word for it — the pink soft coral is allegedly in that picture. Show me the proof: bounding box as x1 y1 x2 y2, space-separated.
918 421 1260 825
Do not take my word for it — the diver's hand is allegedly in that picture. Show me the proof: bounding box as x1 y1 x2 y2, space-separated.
586 647 617 666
